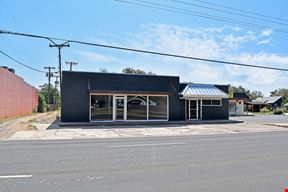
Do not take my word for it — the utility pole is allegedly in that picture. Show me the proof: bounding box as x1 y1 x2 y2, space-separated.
53 75 59 109
65 61 78 71
49 42 70 87
44 66 55 111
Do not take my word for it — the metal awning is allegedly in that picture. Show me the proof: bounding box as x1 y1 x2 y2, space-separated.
180 83 228 98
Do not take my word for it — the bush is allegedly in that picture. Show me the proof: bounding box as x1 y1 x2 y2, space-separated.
260 107 270 113
37 93 47 113
273 109 283 115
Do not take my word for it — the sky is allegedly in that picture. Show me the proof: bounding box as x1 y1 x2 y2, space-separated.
0 0 288 96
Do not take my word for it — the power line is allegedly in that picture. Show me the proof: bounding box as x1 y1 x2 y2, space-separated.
171 0 288 27
115 0 288 34
1 30 288 72
0 0 27 32
65 61 78 71
190 0 288 23
0 49 46 73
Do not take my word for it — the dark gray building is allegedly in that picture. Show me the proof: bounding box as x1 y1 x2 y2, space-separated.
61 71 229 123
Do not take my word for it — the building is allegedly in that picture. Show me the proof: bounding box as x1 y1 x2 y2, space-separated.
246 96 284 112
0 66 38 120
229 92 250 116
61 71 229 123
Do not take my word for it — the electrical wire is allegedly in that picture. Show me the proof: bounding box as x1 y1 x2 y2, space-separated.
1 30 288 72
171 0 288 27
0 49 46 73
190 0 288 23
115 0 288 34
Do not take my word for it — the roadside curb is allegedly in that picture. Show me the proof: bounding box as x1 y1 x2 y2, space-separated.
263 123 288 128
59 120 243 128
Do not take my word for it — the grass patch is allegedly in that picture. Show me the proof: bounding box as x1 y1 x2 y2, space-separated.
28 118 36 122
27 124 37 130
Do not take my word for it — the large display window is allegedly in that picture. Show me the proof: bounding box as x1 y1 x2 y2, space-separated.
90 95 113 121
90 95 168 121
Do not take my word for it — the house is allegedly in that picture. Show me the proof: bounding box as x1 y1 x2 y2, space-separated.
0 66 38 120
229 92 250 116
246 96 284 112
61 71 229 123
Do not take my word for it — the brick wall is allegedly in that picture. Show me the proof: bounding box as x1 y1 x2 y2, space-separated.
0 67 38 120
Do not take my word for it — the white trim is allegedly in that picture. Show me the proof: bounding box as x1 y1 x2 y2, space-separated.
147 96 149 120
114 96 125 121
200 100 203 120
166 95 169 121
124 95 127 121
89 94 91 122
188 99 198 120
182 95 228 99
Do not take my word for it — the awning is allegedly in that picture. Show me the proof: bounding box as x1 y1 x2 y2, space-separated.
180 83 229 98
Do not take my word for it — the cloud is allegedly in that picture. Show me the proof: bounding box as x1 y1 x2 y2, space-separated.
225 53 288 85
261 29 273 36
75 51 121 63
257 39 271 45
87 23 287 95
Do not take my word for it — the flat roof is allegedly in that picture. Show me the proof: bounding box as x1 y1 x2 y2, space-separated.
62 70 179 78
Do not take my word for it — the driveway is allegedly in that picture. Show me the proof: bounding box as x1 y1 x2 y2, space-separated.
230 114 288 124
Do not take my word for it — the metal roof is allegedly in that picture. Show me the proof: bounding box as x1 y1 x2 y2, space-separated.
253 96 283 104
180 83 228 98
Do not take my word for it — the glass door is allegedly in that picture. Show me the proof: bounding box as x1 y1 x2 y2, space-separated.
189 100 198 120
114 96 125 121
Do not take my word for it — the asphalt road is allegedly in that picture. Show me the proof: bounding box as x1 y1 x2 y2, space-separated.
230 114 288 123
0 132 288 192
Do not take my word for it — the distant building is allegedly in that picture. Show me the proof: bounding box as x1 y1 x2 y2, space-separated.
0 66 38 120
246 96 284 112
229 92 250 116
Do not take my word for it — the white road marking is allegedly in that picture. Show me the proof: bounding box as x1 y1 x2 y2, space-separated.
107 142 186 148
0 175 32 179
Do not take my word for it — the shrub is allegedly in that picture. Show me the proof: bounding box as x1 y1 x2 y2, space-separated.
37 93 47 113
273 109 283 115
260 107 270 113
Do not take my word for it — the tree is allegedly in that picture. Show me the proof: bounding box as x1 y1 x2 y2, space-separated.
250 90 264 100
270 88 288 97
228 84 250 97
99 68 108 73
228 84 263 99
39 83 60 110
122 67 155 75
37 93 47 113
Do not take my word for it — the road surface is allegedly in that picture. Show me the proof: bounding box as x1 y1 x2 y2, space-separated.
0 132 288 192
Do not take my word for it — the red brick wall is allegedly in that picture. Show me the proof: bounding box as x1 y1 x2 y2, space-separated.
0 67 38 120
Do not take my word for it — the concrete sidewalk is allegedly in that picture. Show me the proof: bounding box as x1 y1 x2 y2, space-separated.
9 122 288 140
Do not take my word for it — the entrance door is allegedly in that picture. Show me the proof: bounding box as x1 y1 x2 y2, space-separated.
189 100 198 120
114 96 125 121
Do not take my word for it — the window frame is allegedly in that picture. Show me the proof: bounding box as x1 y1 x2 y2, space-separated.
90 94 169 122
202 99 222 106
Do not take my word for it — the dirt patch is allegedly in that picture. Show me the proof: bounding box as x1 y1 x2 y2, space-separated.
0 111 59 139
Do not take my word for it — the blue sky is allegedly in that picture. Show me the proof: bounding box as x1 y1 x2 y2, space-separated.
1 0 288 96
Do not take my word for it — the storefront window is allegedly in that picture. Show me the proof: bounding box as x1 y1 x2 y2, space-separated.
91 95 113 121
127 96 147 120
148 96 168 120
